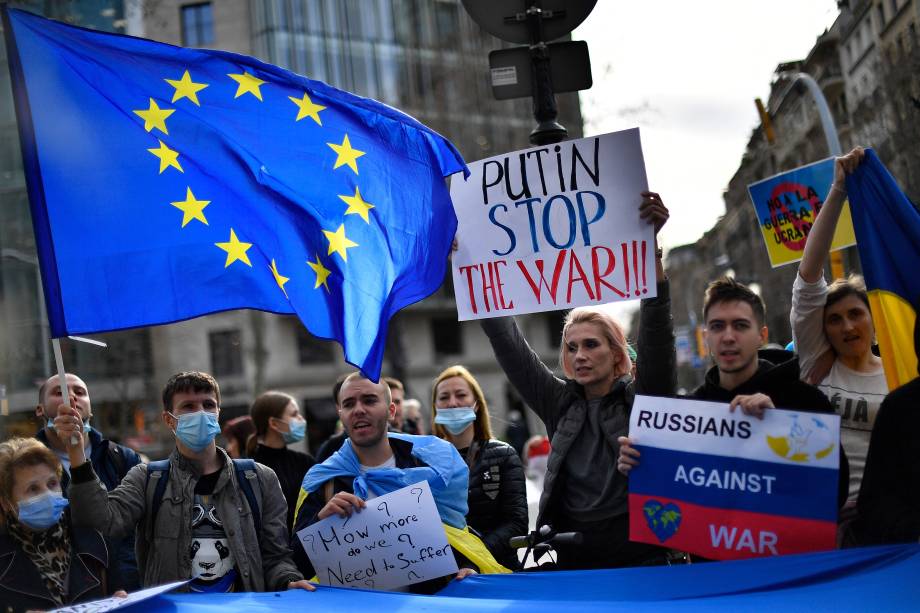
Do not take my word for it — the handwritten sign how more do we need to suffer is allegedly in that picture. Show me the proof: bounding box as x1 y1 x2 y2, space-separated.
626 395 841 561
450 129 656 320
747 158 857 268
296 481 457 590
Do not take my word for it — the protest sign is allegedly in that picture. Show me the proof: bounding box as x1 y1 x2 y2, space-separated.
450 129 656 320
747 158 857 267
627 395 840 561
296 481 458 590
50 580 190 613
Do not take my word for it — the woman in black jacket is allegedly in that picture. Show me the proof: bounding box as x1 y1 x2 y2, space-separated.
431 365 527 570
0 437 122 611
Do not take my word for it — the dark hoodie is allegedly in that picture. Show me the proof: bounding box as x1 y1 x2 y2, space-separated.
854 315 920 544
691 351 849 507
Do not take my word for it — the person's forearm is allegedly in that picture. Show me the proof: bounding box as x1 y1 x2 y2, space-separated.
799 183 847 282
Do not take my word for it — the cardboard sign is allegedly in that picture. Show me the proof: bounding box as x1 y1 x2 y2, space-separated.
50 580 190 613
450 129 656 320
296 481 458 590
627 395 840 561
747 158 857 267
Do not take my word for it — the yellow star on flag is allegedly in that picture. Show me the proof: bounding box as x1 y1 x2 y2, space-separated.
228 71 267 100
133 98 175 135
327 134 365 174
339 187 375 223
289 92 326 125
170 187 210 227
215 228 253 268
147 139 183 174
307 254 332 292
164 70 208 106
270 259 290 298
322 224 359 262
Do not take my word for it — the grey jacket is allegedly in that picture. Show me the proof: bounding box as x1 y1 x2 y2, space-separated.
481 280 676 529
68 447 303 591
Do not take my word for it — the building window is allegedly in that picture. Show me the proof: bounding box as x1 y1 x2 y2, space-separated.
296 324 335 364
876 4 886 28
431 317 463 357
181 2 214 47
209 329 243 376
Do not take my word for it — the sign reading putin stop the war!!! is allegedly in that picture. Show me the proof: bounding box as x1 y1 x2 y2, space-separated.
747 158 857 268
449 129 656 320
627 395 840 561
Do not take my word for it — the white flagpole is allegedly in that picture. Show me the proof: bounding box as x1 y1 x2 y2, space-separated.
51 338 81 446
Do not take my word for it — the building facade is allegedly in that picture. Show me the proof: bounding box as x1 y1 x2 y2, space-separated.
0 0 583 455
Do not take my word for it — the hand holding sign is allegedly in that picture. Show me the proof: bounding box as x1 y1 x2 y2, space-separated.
297 481 458 591
450 129 659 320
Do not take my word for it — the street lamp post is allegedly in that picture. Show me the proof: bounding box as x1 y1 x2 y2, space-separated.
786 72 843 156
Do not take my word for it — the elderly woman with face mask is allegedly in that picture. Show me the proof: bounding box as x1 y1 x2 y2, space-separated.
0 437 124 610
432 365 528 570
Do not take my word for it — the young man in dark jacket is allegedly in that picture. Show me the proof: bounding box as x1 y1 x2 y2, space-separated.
619 277 849 507
35 372 143 591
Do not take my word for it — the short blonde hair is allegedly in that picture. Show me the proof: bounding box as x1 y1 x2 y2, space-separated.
431 365 493 441
0 438 62 521
558 307 632 379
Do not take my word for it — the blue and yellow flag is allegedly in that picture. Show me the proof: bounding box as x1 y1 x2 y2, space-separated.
3 8 465 379
846 149 920 389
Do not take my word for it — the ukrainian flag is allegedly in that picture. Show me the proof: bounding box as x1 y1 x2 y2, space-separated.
847 149 920 389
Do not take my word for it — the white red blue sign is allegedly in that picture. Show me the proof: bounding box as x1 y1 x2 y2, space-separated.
627 395 840 560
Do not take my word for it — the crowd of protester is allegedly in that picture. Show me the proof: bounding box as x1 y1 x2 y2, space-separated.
0 148 917 608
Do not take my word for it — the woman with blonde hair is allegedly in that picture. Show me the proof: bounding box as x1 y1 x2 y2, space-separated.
432 365 527 569
479 192 675 569
0 437 123 609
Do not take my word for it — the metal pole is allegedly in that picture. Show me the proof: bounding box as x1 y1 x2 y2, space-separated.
791 72 842 156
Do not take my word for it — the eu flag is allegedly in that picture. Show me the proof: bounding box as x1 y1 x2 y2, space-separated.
3 8 466 379
847 149 920 389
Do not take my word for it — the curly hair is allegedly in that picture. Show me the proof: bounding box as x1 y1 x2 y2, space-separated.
0 438 62 522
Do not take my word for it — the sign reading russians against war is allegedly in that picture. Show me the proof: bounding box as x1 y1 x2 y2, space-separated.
296 481 457 590
450 129 656 320
627 395 840 561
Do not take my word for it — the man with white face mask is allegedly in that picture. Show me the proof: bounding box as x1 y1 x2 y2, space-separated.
34 372 142 591
58 371 315 593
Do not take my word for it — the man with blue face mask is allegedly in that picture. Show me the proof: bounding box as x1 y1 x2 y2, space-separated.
35 372 143 591
60 371 315 594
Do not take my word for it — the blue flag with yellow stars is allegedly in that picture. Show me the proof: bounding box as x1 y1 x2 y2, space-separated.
3 8 466 379
846 149 920 389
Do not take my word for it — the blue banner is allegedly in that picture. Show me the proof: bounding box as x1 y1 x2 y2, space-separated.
116 544 920 611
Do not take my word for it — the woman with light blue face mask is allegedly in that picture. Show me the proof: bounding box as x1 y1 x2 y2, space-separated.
248 391 316 528
432 365 528 570
0 437 124 609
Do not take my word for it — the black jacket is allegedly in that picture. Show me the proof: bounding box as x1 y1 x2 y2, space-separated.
0 517 109 612
464 439 527 569
35 428 142 591
692 354 850 507
855 377 920 544
291 437 477 593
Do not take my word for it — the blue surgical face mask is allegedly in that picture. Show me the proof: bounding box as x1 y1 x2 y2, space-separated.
18 491 69 530
435 406 477 436
282 419 306 444
168 411 221 452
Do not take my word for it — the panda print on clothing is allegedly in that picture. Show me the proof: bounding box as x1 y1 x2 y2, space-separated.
188 472 239 593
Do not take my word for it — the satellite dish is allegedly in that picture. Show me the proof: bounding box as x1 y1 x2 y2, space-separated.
462 0 597 44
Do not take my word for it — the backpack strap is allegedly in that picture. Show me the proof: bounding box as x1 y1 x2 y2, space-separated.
145 459 171 538
232 459 262 535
